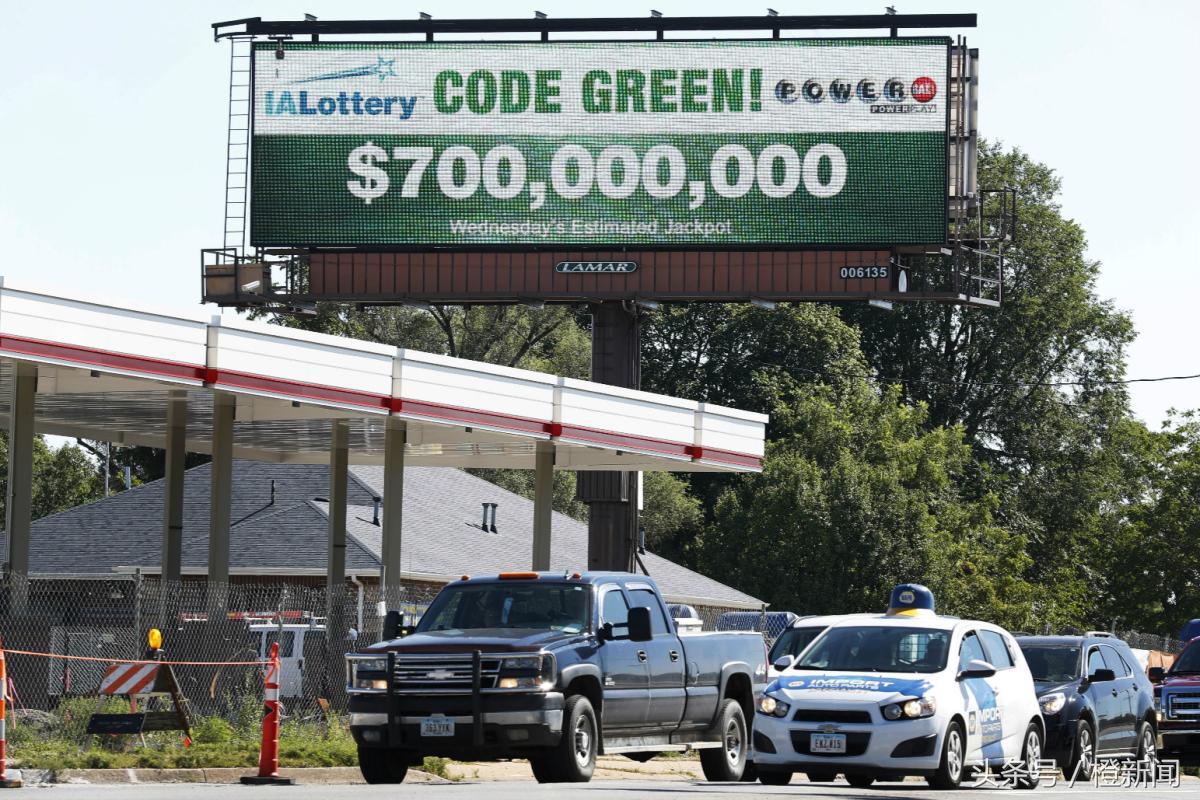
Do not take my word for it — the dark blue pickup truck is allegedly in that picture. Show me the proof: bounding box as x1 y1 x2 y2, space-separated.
346 571 768 784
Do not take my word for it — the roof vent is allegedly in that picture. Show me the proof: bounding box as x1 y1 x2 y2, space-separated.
372 496 382 526
481 502 498 533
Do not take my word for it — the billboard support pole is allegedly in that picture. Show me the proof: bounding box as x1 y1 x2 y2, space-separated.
578 302 640 573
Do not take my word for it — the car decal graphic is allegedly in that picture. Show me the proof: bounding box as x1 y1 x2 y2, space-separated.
772 674 934 695
964 678 1005 759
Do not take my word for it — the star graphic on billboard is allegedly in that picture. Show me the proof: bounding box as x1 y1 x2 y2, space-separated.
372 56 397 81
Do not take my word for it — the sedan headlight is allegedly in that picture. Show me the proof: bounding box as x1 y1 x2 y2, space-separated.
348 656 388 692
497 653 555 690
1039 692 1066 716
883 696 936 720
757 695 791 718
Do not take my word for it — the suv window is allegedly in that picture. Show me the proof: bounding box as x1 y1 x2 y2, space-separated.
960 632 988 671
1087 647 1106 677
980 630 1014 669
601 589 630 628
1099 644 1130 677
629 588 670 636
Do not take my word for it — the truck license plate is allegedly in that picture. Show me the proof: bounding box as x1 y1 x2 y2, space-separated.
810 733 846 754
420 716 455 737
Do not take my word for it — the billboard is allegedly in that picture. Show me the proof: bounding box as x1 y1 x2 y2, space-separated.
250 38 949 249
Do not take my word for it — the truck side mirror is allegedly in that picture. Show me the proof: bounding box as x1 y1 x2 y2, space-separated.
382 610 403 640
628 607 653 643
1148 666 1165 684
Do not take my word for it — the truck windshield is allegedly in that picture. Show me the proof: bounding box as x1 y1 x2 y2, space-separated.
769 626 826 663
1172 643 1200 674
417 582 589 634
794 626 950 673
1018 644 1080 683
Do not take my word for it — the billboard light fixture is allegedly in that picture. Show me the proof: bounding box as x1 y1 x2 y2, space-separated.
240 280 262 293
767 8 778 16
523 300 546 310
534 10 547 19
636 299 660 311
651 10 662 17
419 12 431 20
869 299 894 311
751 299 777 310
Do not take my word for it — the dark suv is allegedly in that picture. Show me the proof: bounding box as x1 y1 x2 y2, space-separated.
1017 634 1156 779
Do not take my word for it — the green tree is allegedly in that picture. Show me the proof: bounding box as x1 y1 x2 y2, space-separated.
0 434 104 523
702 375 1040 629
839 142 1140 627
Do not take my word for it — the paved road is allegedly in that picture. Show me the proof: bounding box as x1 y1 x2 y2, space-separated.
27 779 1200 800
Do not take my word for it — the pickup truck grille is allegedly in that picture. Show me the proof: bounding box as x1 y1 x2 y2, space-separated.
391 655 503 692
1166 692 1200 720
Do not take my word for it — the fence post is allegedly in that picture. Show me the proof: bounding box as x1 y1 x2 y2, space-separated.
0 641 22 788
241 642 294 786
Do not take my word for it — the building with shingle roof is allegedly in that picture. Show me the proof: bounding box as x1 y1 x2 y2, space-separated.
0 461 761 611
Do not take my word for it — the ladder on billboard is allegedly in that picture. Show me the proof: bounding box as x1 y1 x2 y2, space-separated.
223 37 252 255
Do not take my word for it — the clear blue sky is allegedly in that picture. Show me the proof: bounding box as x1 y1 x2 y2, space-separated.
1 0 1195 429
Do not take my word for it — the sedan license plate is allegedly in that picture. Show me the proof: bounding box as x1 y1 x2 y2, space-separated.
810 733 847 754
420 716 455 737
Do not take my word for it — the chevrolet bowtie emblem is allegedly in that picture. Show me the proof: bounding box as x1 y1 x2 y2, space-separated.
819 723 839 734
425 670 456 680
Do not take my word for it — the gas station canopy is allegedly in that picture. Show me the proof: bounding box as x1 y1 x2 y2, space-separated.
0 279 765 473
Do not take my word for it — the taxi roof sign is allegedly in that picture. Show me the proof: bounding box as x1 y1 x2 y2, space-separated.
887 583 936 617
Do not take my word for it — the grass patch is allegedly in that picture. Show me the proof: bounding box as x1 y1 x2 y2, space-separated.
8 702 358 770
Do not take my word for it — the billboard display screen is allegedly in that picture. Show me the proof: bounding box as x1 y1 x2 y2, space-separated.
250 38 949 248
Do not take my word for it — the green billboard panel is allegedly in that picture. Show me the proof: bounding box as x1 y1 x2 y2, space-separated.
250 39 948 248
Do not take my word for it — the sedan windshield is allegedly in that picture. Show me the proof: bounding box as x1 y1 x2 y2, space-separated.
794 626 951 674
417 582 589 634
769 626 826 664
1019 645 1080 683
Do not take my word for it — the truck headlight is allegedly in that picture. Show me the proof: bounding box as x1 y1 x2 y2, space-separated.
348 657 388 692
758 695 790 718
1039 692 1066 716
497 654 555 690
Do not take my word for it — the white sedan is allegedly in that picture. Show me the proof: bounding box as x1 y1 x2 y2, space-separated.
752 588 1044 790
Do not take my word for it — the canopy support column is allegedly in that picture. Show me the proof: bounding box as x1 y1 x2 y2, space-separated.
207 392 235 608
326 420 349 700
5 362 36 610
161 393 187 585
532 440 555 571
381 418 406 609
578 302 640 572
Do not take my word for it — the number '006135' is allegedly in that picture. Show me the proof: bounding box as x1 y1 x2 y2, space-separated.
839 266 889 279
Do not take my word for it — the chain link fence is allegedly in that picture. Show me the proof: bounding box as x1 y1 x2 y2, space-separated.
0 576 442 721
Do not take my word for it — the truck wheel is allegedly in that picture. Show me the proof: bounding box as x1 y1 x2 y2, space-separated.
1067 719 1096 781
1015 722 1043 790
928 720 965 789
357 746 408 784
530 694 597 783
758 771 791 785
699 698 748 781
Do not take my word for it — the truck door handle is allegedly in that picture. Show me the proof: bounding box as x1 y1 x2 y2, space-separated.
669 650 680 662
1112 689 1119 697
638 650 647 663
